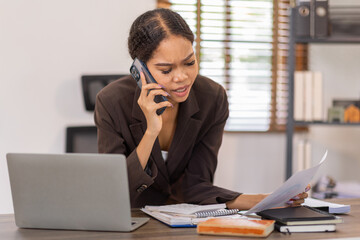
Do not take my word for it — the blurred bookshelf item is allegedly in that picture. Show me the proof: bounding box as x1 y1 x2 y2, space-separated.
328 99 360 123
327 107 344 123
294 71 323 122
295 0 329 39
312 175 360 199
296 139 311 173
330 6 360 37
294 1 360 39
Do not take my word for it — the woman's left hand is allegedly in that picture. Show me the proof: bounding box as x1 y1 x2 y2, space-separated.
286 184 311 206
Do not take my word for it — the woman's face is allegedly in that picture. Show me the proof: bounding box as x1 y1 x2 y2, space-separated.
146 35 198 104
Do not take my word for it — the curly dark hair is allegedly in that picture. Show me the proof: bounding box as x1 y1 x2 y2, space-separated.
128 8 194 63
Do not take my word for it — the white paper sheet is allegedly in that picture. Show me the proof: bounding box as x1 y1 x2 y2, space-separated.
303 197 350 214
244 150 328 215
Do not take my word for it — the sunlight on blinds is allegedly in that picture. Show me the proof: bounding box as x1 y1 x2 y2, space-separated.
170 0 274 131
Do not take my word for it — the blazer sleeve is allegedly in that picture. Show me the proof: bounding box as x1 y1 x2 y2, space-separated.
182 86 241 204
94 93 158 201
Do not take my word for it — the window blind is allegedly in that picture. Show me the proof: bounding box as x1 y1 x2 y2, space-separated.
274 0 308 130
158 0 307 132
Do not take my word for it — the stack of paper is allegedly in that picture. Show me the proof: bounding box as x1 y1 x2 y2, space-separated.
145 203 226 216
141 203 239 227
303 197 351 214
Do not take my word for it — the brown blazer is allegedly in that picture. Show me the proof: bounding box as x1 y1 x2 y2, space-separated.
94 75 240 208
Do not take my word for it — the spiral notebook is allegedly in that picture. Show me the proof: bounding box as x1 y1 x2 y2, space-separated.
141 203 239 227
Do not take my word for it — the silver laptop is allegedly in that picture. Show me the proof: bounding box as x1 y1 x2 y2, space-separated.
7 153 149 232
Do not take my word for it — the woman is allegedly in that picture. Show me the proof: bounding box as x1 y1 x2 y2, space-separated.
94 8 308 209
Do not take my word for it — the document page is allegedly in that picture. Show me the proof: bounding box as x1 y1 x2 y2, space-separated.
244 150 328 215
303 197 350 214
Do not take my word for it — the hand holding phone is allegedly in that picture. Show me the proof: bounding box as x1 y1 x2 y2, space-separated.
130 58 168 115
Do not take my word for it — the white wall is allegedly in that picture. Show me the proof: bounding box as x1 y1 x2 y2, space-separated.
306 44 360 181
1 0 360 215
215 133 286 194
0 0 155 214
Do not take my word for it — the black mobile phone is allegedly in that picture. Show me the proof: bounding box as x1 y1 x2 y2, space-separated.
130 58 167 115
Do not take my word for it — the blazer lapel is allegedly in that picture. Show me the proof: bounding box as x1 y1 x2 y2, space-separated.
129 88 169 181
166 87 202 176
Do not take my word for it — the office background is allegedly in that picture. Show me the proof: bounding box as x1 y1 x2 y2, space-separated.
1 0 359 214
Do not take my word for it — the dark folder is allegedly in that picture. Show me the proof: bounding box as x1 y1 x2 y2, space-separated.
314 0 329 38
295 1 311 37
295 0 329 38
257 206 342 226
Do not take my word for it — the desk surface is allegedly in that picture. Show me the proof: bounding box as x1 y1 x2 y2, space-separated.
1 198 360 240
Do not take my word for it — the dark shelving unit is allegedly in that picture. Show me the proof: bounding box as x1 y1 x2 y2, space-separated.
294 121 360 126
295 36 360 44
285 8 360 179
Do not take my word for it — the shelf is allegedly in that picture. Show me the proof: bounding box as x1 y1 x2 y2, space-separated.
286 6 360 180
295 35 360 44
294 121 360 126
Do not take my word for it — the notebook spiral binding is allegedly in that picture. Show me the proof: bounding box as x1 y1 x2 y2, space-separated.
195 209 239 218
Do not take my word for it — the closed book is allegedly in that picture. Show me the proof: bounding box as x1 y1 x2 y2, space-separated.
304 71 313 121
197 218 275 238
257 206 343 226
297 140 311 171
275 223 336 233
294 71 305 121
296 140 305 172
314 0 329 38
295 1 311 37
312 71 323 121
304 140 312 169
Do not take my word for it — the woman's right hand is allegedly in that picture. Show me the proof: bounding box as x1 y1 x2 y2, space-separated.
137 72 172 135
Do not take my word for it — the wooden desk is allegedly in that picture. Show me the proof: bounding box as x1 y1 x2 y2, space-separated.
1 199 360 240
